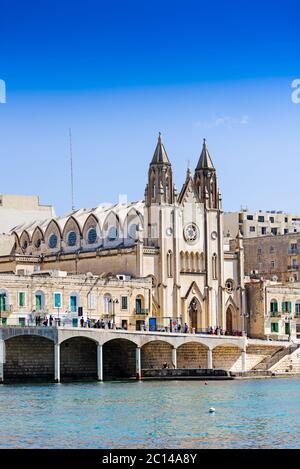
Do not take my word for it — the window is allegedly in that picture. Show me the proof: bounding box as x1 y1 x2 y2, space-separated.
19 292 26 307
87 292 96 309
249 226 255 232
284 229 289 234
0 293 7 312
108 227 118 241
129 224 138 240
87 228 97 244
261 227 267 235
282 301 292 313
269 217 274 223
167 250 173 277
258 216 265 223
22 240 28 250
285 217 288 223
225 279 234 293
35 238 41 248
270 300 278 313
67 231 77 246
48 234 58 249
247 215 253 220
35 292 44 311
270 260 275 269
271 322 279 333
121 296 128 310
54 293 61 308
271 228 278 235
270 246 274 253
258 247 262 255
104 294 112 313
70 294 78 313
212 253 217 280
295 301 300 314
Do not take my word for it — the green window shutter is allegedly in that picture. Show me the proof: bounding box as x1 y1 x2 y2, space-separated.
54 293 61 308
121 296 128 310
19 292 25 307
274 302 278 312
282 302 286 313
288 302 292 313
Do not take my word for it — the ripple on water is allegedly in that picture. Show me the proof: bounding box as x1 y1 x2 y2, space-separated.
0 379 300 448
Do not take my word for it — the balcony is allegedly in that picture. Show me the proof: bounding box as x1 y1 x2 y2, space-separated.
269 311 281 317
288 247 299 255
288 264 299 271
134 308 149 315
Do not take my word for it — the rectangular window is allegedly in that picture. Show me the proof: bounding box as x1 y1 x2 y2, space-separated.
269 217 274 223
54 293 61 308
258 216 265 223
247 215 254 220
270 260 275 269
19 317 26 327
19 292 26 307
249 226 255 232
261 227 267 235
121 296 128 310
271 322 279 333
284 229 289 234
271 228 278 235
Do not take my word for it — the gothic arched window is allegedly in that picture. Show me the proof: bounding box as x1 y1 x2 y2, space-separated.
212 253 217 280
167 250 173 277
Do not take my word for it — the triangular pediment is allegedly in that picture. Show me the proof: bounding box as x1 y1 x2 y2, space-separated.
183 281 205 302
178 174 200 206
225 295 239 311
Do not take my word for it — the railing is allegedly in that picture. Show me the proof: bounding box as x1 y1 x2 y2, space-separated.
269 311 281 317
287 264 299 270
134 308 149 315
288 248 299 255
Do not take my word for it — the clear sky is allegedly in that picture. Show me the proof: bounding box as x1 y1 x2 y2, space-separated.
0 0 299 215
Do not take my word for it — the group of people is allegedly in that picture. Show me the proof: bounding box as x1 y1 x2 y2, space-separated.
35 315 57 327
79 317 120 329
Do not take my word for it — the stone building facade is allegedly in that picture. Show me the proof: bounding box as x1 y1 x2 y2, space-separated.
224 209 300 239
246 279 300 340
243 233 300 283
0 271 152 330
2 136 246 334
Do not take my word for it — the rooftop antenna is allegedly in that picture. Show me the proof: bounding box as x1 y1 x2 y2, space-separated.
69 128 75 211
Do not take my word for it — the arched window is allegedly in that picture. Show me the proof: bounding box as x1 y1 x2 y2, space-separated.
108 227 118 241
87 228 97 244
225 279 234 293
35 290 45 311
67 231 77 246
129 224 138 240
0 289 8 312
270 299 278 314
212 253 217 279
48 233 58 249
167 250 173 277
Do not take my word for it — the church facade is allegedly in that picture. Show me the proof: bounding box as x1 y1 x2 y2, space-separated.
6 135 245 333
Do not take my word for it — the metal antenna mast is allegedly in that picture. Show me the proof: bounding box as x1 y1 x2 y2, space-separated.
69 128 75 211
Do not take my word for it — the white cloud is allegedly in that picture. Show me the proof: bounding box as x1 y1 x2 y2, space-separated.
194 114 249 129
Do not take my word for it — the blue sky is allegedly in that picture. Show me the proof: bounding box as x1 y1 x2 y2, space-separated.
0 0 299 215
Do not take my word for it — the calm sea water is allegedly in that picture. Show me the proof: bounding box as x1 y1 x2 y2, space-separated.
0 378 300 449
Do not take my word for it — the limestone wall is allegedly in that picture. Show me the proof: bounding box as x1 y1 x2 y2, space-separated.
4 335 54 381
142 341 173 369
60 337 97 381
177 343 208 368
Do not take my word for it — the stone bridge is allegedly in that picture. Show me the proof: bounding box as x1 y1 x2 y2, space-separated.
0 326 279 382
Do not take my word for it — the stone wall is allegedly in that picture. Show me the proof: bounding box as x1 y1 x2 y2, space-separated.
60 337 97 381
103 339 136 379
142 341 173 369
177 343 208 368
4 335 54 382
212 345 242 371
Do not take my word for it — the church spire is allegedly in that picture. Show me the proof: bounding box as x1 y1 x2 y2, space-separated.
195 138 215 171
145 133 175 206
194 138 219 209
150 132 171 165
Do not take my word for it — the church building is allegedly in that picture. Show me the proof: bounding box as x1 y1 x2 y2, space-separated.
5 135 245 333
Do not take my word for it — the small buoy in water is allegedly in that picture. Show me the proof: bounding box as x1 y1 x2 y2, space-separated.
209 407 215 413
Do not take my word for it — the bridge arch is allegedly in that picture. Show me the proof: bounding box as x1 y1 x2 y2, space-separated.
177 341 209 369
141 340 173 369
60 336 98 381
3 335 54 382
103 338 137 380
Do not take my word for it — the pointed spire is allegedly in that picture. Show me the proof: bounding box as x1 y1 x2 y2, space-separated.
195 138 215 171
150 132 171 165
